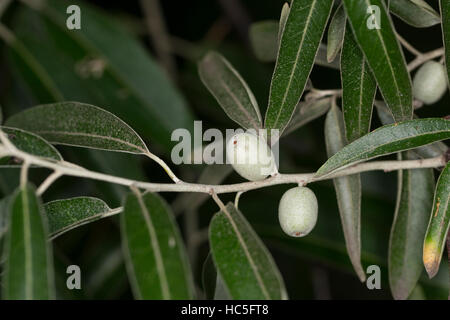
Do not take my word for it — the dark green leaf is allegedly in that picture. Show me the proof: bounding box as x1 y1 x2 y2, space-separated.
198 52 262 130
390 0 440 28
316 118 450 177
6 102 149 154
0 127 62 166
120 191 195 299
375 101 449 159
248 21 339 70
343 0 412 122
9 0 193 150
341 25 377 142
249 21 279 63
283 97 332 136
389 152 435 300
265 0 334 133
327 4 346 63
325 105 365 282
2 183 55 299
44 197 113 239
3 31 64 102
423 162 450 278
209 203 287 300
441 0 450 89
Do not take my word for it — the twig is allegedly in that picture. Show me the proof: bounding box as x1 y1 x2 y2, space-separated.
1 139 445 195
408 48 445 72
20 161 30 188
396 32 422 57
144 151 181 183
37 170 63 196
234 191 244 208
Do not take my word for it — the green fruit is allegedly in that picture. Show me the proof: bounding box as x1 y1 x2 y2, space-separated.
226 132 277 181
413 61 448 105
278 187 318 237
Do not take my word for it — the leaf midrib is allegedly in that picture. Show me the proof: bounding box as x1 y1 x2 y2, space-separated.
362 0 407 119
135 193 171 299
22 187 33 299
319 126 450 175
35 130 146 154
221 206 270 299
272 0 318 128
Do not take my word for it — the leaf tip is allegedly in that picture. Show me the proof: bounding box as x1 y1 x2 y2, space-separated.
423 240 440 278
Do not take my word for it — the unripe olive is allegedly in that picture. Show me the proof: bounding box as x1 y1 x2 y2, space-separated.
226 132 277 181
412 61 448 105
278 187 318 237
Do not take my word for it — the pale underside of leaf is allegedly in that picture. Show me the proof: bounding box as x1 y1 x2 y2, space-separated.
199 51 262 130
390 0 440 28
327 4 346 63
325 105 365 282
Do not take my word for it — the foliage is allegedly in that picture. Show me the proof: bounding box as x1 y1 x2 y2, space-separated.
0 0 449 301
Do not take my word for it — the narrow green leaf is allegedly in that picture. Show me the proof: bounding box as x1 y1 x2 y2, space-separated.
249 21 280 63
343 0 413 122
390 0 440 28
316 118 450 177
389 152 435 300
327 4 347 63
199 52 262 130
2 183 55 299
283 97 332 136
341 25 377 142
375 101 449 159
441 0 450 89
423 162 450 278
44 197 112 239
209 203 287 300
6 102 149 154
265 0 334 133
0 127 63 166
120 192 195 299
2 30 64 102
325 105 365 282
